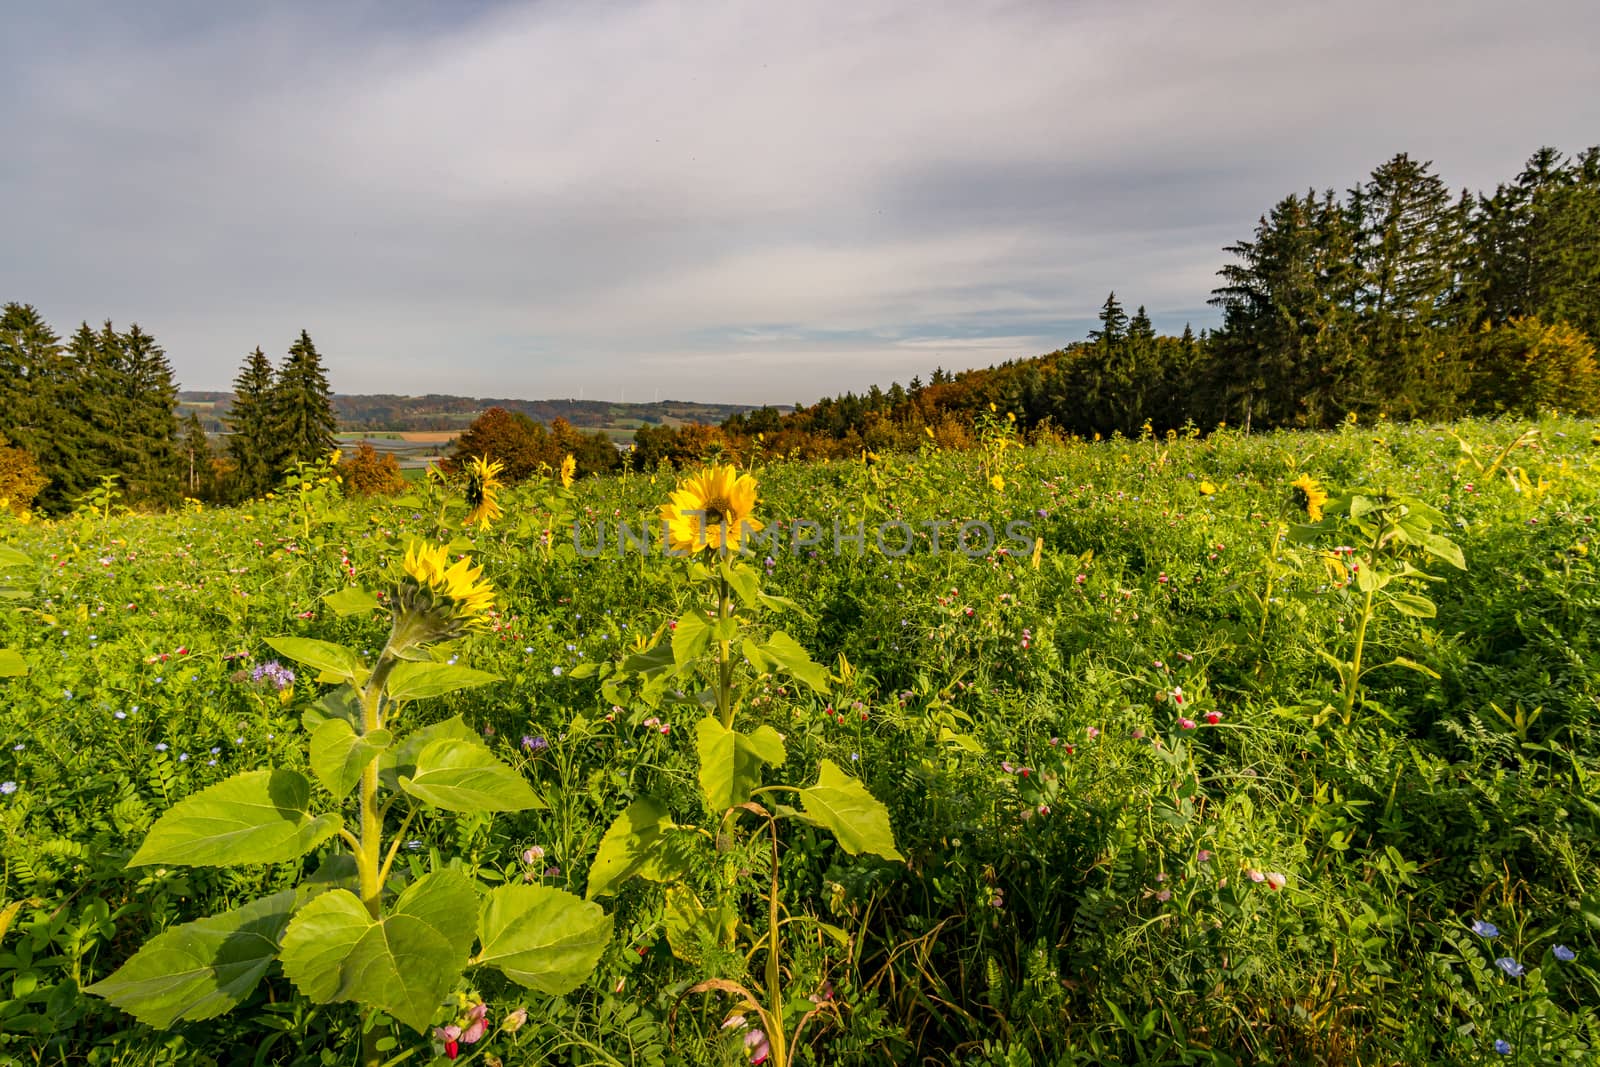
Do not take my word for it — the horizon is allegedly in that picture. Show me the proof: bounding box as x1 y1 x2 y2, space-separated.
5 0 1598 405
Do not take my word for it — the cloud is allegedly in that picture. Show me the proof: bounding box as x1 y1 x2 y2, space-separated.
2 0 1597 402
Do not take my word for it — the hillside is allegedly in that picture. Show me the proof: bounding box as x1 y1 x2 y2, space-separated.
177 391 758 436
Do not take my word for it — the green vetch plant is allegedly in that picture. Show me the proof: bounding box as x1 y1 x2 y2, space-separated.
85 541 613 1067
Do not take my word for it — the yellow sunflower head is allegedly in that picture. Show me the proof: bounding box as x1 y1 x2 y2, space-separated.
390 542 496 643
462 456 505 530
559 454 576 490
990 474 1005 492
1291 474 1328 522
658 464 762 555
1199 480 1219 496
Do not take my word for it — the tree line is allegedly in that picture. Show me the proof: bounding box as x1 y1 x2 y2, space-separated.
6 144 1597 508
621 144 1600 464
0 311 338 513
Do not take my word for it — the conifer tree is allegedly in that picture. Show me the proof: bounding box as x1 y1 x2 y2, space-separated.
268 330 337 475
0 303 84 512
120 323 180 507
226 347 279 498
1351 154 1472 418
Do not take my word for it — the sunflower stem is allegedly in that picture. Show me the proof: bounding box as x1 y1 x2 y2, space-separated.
717 573 734 729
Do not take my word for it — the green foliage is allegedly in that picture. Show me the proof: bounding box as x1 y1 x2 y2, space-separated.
2 419 1598 1065
227 346 279 499
269 331 338 473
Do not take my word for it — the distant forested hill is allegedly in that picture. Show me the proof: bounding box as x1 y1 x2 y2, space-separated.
178 392 757 434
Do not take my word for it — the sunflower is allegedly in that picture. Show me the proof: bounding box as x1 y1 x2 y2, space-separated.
462 456 505 530
990 474 1005 492
391 542 496 640
659 465 762 554
1291 474 1328 522
559 454 576 490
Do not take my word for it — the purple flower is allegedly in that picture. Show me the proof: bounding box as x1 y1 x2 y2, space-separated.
1553 944 1575 962
1471 919 1500 939
521 735 549 753
250 661 296 692
1494 1039 1512 1055
1494 957 1524 978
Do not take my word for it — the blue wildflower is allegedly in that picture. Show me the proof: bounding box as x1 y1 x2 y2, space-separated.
1471 919 1500 939
0 781 16 796
1494 957 1524 978
1494 1039 1512 1055
521 735 549 753
1553 944 1576 962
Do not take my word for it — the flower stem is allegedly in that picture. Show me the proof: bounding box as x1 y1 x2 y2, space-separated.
716 574 734 729
765 814 788 1067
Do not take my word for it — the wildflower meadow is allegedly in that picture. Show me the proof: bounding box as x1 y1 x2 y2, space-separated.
1 417 1598 1066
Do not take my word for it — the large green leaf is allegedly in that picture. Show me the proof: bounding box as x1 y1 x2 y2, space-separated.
695 715 785 812
309 719 392 800
585 796 690 900
672 609 712 668
0 648 27 678
321 587 380 617
719 559 761 608
797 760 903 861
472 884 612 994
379 715 479 792
759 631 830 693
278 869 478 1034
622 640 675 679
1386 591 1437 618
85 889 297 1027
399 738 544 812
0 545 29 568
385 661 502 702
128 770 342 868
264 637 365 683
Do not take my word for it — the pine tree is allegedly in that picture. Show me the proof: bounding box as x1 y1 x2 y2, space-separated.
56 322 130 505
1072 292 1134 435
226 347 279 498
0 303 85 512
1473 146 1600 341
1351 154 1472 418
268 331 337 476
120 323 180 507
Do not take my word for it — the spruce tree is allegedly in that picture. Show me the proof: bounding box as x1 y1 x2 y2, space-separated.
226 347 279 498
268 330 338 476
120 323 181 507
0 303 85 512
1351 154 1472 419
57 322 129 505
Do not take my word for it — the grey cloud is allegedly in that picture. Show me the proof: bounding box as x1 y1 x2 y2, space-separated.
2 0 1597 403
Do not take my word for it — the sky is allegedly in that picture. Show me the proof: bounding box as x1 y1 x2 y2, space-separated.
3 0 1597 406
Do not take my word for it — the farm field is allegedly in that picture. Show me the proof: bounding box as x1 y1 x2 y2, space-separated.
1 417 1598 1066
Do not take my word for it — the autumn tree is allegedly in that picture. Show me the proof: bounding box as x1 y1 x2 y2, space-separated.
449 407 550 481
0 433 46 514
339 443 407 496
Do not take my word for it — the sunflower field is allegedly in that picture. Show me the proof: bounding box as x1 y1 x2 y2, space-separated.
1 417 1598 1066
